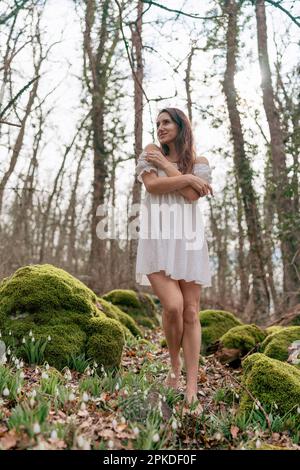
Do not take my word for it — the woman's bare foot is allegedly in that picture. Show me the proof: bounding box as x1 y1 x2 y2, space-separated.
164 358 182 390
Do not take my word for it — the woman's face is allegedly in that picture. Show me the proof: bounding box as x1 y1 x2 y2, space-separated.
156 112 178 145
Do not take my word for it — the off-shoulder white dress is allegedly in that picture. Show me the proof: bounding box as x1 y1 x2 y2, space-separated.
135 151 212 287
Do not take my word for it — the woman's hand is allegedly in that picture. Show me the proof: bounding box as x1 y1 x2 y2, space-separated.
188 174 214 197
144 150 171 171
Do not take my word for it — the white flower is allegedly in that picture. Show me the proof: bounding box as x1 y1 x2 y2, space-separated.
33 422 41 434
31 337 35 343
93 361 98 368
48 335 51 341
31 389 37 397
235 393 239 399
133 427 139 436
297 406 300 414
22 337 26 344
171 419 178 430
45 363 49 370
30 398 35 407
107 440 114 449
9 330 12 336
274 402 278 410
256 439 262 449
214 432 222 441
152 433 160 443
100 365 105 372
16 364 20 370
115 383 120 391
76 435 85 448
80 402 86 411
35 367 39 374
17 387 21 394
20 360 24 368
41 372 48 379
7 348 11 355
2 387 10 397
50 430 58 440
68 392 75 401
29 330 33 337
82 392 89 402
120 416 126 424
86 368 91 376
112 419 117 427
19 371 25 378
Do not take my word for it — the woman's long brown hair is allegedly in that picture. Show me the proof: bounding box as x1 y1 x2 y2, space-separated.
157 107 196 174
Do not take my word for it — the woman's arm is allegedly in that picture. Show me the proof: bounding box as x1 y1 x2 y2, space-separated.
163 163 201 202
141 171 193 195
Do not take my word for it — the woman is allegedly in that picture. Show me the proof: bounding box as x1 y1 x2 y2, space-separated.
135 107 213 407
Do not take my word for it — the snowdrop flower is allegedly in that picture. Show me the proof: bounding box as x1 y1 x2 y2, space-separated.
255 439 262 449
235 393 239 399
115 383 120 391
214 432 222 441
45 363 49 370
68 392 75 401
17 386 21 394
41 372 48 379
20 360 24 368
171 419 178 430
19 371 25 379
76 435 85 448
274 402 278 410
297 406 300 414
33 422 41 434
80 402 86 411
50 430 58 440
35 367 39 374
100 365 105 372
2 387 10 397
133 427 139 436
47 335 51 341
7 348 11 355
22 337 26 344
9 330 12 336
107 440 114 449
152 433 160 443
31 337 35 343
86 368 91 376
82 392 89 402
31 389 37 398
29 330 33 337
93 361 98 368
120 416 126 424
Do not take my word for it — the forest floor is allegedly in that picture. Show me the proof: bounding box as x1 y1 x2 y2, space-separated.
0 326 299 451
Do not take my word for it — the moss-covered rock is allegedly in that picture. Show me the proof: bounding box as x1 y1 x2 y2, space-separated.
240 353 300 419
200 310 242 354
219 324 267 356
97 297 142 338
260 326 300 362
0 264 125 370
102 289 160 329
265 325 285 336
85 317 124 369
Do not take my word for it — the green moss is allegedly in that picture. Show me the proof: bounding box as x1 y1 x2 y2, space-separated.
0 264 126 370
200 310 242 354
220 324 267 355
240 353 300 418
265 325 285 336
86 317 124 369
102 289 160 329
97 298 142 337
260 326 300 361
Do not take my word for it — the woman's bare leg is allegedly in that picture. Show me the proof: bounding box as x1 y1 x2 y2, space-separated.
178 279 201 404
147 270 184 388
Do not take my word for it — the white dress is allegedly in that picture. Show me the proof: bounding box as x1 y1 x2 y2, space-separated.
135 151 212 287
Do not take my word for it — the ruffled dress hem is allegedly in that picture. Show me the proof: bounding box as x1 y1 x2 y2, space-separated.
136 269 212 288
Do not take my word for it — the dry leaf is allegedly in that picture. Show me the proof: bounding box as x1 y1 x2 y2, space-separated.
230 425 239 439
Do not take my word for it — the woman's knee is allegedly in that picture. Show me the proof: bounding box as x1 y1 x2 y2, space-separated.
163 301 184 320
183 305 200 325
